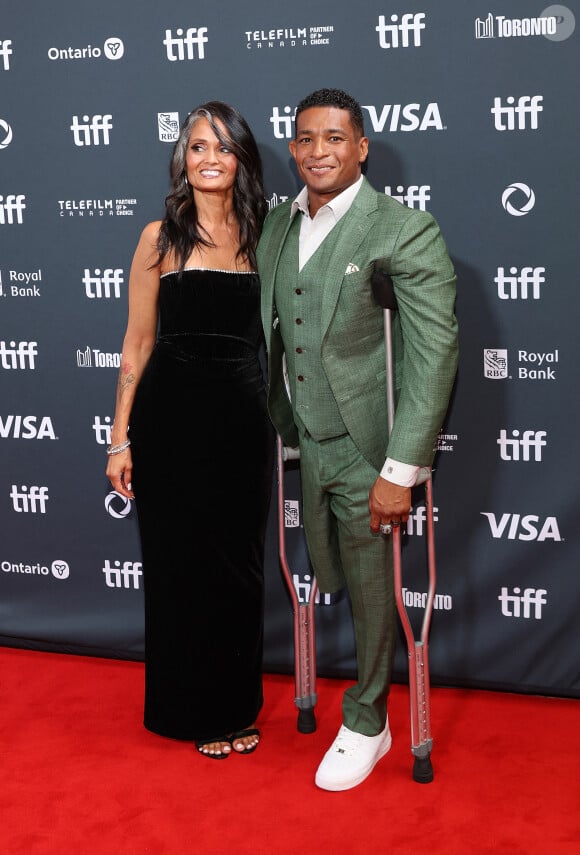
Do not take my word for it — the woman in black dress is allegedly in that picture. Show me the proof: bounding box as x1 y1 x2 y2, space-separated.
106 102 274 759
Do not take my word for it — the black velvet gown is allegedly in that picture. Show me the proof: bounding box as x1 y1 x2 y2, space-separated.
129 268 275 741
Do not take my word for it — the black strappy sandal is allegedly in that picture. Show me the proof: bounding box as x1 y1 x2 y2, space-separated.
195 735 232 760
230 728 260 755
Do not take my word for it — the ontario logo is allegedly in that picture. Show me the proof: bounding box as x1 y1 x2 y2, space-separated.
48 37 125 61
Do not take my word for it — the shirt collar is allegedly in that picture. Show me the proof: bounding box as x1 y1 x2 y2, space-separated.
290 174 364 220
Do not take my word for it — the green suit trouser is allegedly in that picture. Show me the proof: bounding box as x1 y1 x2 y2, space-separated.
298 429 396 736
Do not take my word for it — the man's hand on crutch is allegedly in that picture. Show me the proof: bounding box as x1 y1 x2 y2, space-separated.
369 477 412 536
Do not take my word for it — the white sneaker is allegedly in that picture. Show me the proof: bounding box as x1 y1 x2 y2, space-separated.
315 720 392 791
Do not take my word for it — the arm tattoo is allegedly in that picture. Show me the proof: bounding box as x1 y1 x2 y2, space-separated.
118 364 135 400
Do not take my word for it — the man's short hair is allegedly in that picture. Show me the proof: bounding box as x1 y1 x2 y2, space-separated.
294 88 365 137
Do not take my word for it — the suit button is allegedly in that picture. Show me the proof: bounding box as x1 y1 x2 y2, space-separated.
296 318 302 324
295 288 302 295
297 375 304 382
296 347 303 353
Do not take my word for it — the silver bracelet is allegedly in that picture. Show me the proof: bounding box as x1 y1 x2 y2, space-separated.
106 439 131 455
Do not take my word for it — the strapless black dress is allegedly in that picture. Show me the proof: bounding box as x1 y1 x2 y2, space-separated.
129 269 275 740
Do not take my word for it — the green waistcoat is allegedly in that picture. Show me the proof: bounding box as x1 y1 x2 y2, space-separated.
274 215 348 440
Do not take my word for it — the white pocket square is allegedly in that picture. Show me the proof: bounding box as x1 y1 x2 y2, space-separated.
345 263 359 275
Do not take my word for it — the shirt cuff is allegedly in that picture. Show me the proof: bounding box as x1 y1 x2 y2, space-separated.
379 458 420 487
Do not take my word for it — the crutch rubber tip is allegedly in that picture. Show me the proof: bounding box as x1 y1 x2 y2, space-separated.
297 708 317 734
412 755 434 783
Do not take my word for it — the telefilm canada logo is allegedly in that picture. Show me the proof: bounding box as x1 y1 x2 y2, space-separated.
437 431 457 452
48 37 125 61
245 23 335 49
474 7 575 40
57 198 138 218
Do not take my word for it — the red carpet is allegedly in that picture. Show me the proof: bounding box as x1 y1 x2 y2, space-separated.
0 647 578 854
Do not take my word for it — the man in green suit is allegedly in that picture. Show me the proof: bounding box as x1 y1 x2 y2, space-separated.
257 88 458 791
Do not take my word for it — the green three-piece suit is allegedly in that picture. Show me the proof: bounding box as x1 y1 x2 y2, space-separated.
257 178 458 734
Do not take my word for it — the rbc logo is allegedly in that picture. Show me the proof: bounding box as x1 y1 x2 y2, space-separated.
484 349 508 379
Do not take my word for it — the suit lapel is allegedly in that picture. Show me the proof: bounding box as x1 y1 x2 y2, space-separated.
316 179 378 334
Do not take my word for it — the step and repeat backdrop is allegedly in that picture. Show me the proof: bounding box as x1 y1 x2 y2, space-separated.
1 1 578 697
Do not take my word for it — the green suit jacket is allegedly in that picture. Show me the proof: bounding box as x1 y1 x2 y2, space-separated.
257 178 458 473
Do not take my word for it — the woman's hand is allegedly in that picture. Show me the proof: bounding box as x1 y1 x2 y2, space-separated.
106 448 135 499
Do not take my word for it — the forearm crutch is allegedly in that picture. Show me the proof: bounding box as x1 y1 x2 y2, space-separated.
276 436 318 733
372 270 436 784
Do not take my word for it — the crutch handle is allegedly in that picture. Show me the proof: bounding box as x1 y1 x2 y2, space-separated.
371 269 398 311
282 445 300 462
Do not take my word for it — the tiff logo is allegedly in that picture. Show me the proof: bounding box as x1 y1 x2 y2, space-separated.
10 485 49 513
498 587 547 619
497 429 547 461
163 27 208 61
270 106 295 139
0 341 38 369
93 415 112 446
494 266 545 299
0 194 26 224
385 185 430 210
405 504 438 536
70 114 113 146
376 12 426 48
0 39 12 70
292 574 331 605
491 96 543 131
82 268 123 298
102 559 143 589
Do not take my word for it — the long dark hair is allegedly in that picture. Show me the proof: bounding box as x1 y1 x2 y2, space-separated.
157 101 266 271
